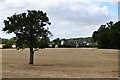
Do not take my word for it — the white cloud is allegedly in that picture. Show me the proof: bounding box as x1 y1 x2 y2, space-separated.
48 2 113 27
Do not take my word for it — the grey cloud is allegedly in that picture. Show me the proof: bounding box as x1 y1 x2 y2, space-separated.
46 2 116 39
48 2 113 27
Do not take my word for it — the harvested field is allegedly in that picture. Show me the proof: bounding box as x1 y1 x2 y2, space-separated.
2 48 118 78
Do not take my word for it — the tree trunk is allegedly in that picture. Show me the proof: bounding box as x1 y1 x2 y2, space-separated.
29 43 34 64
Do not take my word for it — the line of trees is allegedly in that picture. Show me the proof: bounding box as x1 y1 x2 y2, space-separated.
51 37 97 48
92 21 120 49
1 37 50 49
1 37 16 48
1 37 95 48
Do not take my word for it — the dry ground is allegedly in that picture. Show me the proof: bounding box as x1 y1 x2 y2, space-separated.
1 48 118 78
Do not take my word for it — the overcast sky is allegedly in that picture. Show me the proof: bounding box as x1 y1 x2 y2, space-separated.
0 0 118 39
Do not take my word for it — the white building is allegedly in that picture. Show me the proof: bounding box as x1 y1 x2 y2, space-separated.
61 41 64 45
55 45 58 48
12 44 16 48
49 44 53 47
0 44 5 49
76 44 79 48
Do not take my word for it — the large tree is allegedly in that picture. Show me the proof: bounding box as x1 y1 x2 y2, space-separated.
2 10 52 64
92 21 120 49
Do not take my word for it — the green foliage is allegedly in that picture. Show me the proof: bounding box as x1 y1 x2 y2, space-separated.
2 38 9 44
108 21 120 48
92 21 120 49
37 37 50 48
2 10 52 49
1 37 16 48
6 37 16 45
67 37 94 42
52 38 61 45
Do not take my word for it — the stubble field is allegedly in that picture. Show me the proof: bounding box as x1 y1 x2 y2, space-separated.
2 48 118 78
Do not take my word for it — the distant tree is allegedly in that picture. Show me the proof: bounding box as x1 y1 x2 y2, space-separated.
52 38 61 45
2 38 9 44
2 10 52 64
6 37 16 47
61 38 66 41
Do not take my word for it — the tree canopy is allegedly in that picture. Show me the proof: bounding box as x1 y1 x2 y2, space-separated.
3 10 52 49
92 21 120 49
52 38 61 45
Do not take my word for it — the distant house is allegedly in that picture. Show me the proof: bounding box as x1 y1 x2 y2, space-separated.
61 41 64 45
86 42 97 46
55 45 58 48
49 44 53 47
64 40 84 46
83 41 87 44
0 44 5 49
76 44 79 48
64 40 77 45
48 42 55 47
77 40 84 45
63 39 97 46
87 43 91 46
12 44 16 48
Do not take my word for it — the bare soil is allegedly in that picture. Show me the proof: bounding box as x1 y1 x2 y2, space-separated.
2 48 118 78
